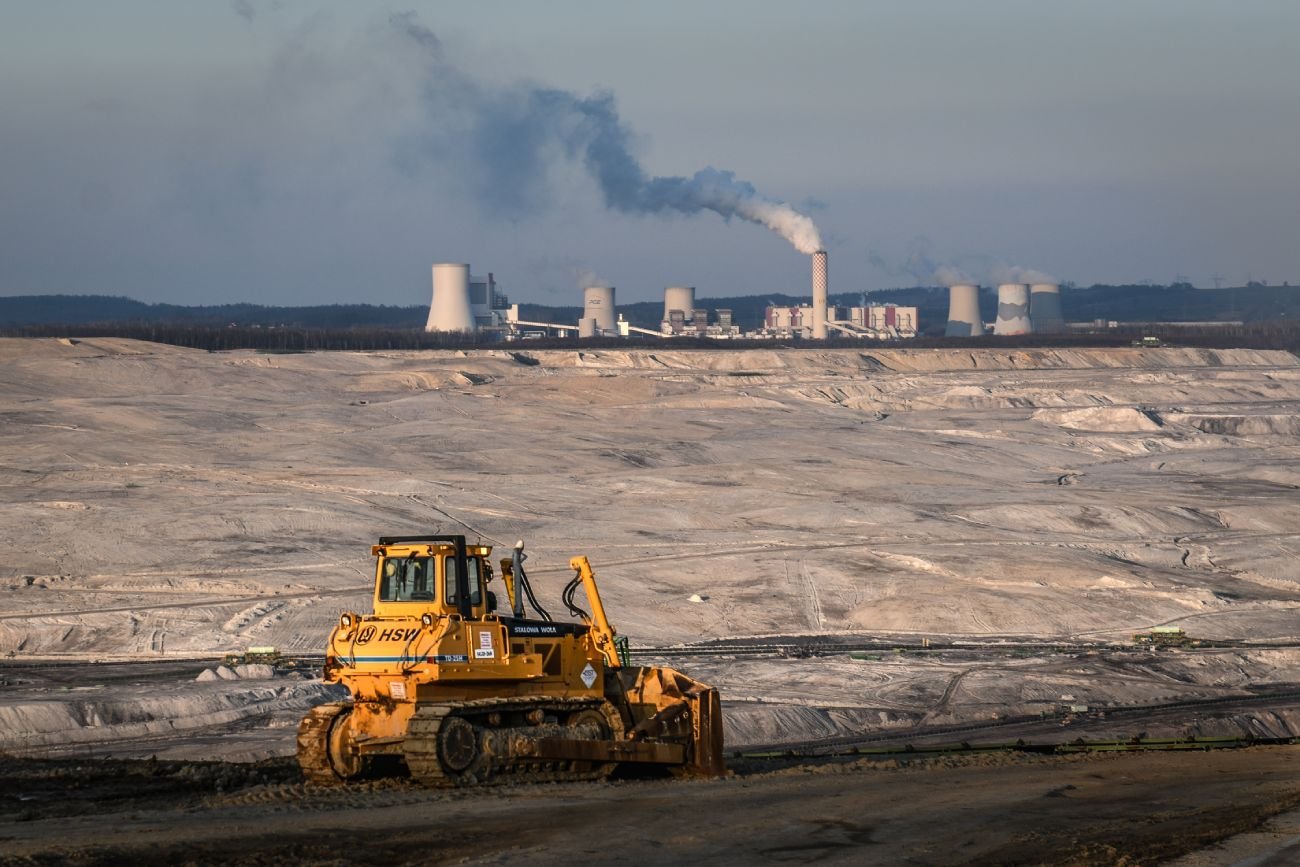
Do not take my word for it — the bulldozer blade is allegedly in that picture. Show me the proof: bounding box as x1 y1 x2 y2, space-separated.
687 684 726 777
620 666 727 777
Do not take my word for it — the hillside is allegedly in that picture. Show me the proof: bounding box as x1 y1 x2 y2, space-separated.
4 340 1300 750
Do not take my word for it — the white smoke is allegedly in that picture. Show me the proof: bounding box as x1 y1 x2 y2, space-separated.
658 168 823 254
573 267 612 290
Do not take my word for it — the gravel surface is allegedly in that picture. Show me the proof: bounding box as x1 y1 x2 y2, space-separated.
4 748 1300 865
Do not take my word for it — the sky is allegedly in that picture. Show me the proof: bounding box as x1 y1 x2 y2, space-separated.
1 1 1298 307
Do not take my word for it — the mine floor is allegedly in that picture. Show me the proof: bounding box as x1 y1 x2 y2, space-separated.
4 748 1300 865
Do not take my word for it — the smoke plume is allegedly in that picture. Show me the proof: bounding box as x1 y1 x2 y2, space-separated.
388 11 441 53
394 19 821 254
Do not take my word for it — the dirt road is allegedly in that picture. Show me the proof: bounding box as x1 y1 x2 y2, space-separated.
4 748 1300 865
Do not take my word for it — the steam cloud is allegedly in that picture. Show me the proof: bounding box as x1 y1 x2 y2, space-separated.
870 236 976 285
393 18 822 254
991 264 1058 285
871 237 1056 286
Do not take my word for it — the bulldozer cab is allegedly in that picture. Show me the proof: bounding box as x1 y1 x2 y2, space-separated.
372 536 493 619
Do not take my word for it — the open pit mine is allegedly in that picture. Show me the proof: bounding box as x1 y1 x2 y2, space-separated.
3 338 1300 864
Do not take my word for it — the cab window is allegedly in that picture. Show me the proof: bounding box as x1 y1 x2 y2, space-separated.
380 557 434 602
445 557 482 606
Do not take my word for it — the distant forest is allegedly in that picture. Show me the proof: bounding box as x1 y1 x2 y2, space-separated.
2 284 1299 355
2 283 1297 335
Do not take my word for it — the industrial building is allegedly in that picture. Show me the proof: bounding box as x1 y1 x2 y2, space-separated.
944 284 981 337
579 285 617 337
994 283 1032 335
1030 283 1066 333
764 303 918 339
425 263 511 333
426 250 921 341
944 281 1066 337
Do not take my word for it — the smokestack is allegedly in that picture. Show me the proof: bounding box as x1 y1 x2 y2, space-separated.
812 250 828 339
426 263 475 332
945 284 982 337
1029 283 1065 333
582 286 616 333
994 283 1032 335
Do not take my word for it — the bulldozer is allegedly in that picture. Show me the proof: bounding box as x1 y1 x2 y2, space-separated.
297 535 725 786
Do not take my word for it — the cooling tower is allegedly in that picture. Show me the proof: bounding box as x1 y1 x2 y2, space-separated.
994 283 1032 335
945 284 982 337
812 250 828 339
582 286 616 333
426 263 474 332
664 286 696 322
1030 283 1065 334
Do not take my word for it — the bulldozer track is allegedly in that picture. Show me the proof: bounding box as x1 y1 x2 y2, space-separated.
404 696 623 787
296 702 351 785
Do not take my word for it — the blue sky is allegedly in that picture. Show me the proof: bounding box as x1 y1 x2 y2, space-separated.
2 1 1297 305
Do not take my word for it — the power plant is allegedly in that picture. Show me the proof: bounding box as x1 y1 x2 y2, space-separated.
582 285 617 335
944 283 982 337
1030 283 1065 333
941 279 1070 337
425 264 474 333
426 264 509 333
429 250 918 341
663 286 696 324
994 283 1032 335
424 254 1073 342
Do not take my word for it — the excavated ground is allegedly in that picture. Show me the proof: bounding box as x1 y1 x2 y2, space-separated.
3 339 1300 861
4 748 1300 865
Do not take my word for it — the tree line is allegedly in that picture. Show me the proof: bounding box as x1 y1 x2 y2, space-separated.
5 320 1297 356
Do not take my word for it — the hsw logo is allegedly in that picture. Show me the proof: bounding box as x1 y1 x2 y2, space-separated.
377 628 421 642
355 626 420 644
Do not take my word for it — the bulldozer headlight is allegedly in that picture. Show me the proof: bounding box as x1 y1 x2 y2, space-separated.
421 613 433 628
340 613 353 629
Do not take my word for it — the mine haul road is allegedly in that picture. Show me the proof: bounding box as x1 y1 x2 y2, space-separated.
5 748 1300 865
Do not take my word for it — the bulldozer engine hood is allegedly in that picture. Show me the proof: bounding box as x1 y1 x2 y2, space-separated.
330 616 505 669
498 617 588 638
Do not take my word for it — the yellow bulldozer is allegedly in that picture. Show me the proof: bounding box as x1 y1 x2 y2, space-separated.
297 535 725 785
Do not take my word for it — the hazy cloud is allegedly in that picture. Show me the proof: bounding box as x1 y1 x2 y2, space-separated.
388 10 440 55
230 0 255 23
